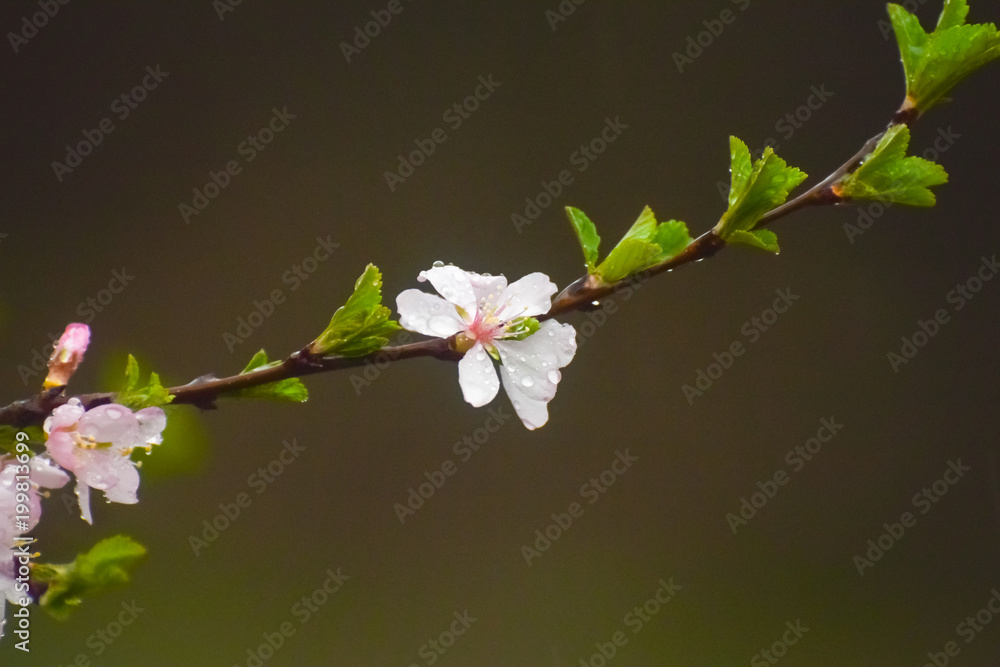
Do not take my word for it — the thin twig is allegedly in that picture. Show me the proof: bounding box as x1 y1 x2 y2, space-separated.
0 103 919 427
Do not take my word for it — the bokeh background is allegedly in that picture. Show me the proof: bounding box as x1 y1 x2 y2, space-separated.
2 2 999 665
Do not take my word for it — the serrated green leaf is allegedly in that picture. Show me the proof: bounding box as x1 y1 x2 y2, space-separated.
116 355 174 410
565 207 601 272
231 350 308 403
593 206 693 283
653 219 693 261
889 0 1000 112
597 239 662 283
938 0 970 30
727 229 781 254
837 125 949 206
309 264 400 357
714 137 807 251
35 536 146 621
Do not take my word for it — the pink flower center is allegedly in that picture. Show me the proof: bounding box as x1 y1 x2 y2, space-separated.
467 310 502 345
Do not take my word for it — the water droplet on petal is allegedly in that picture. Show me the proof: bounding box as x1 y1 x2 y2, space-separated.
547 370 561 384
432 260 445 268
547 331 555 337
521 376 534 388
476 351 487 361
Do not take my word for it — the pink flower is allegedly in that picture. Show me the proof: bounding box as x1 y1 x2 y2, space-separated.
44 323 90 389
1 455 69 639
0 456 70 547
43 398 166 524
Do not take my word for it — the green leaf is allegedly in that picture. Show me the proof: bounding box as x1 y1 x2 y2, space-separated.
309 264 400 357
714 137 807 251
593 206 692 283
34 536 146 621
889 0 1000 112
230 350 308 403
653 219 693 260
565 207 601 272
837 125 949 206
597 239 662 283
503 317 541 342
116 355 173 410
727 229 781 254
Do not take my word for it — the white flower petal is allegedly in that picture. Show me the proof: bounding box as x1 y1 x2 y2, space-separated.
498 365 550 430
494 320 577 429
417 266 478 313
458 343 500 407
495 272 557 320
396 289 467 338
468 274 509 314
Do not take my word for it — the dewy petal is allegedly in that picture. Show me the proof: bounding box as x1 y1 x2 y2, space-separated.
494 320 578 429
29 456 70 489
134 407 167 446
417 266 478 313
495 272 557 321
43 398 85 434
78 404 138 447
45 432 77 471
458 342 500 407
396 289 467 338
100 460 140 505
467 273 509 314
498 365 550 430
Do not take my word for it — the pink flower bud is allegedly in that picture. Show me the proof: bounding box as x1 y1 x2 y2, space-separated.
44 323 91 389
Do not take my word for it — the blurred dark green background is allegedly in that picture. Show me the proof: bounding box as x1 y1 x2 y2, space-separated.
2 2 999 665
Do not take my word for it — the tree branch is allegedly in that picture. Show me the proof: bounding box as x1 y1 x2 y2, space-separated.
0 101 924 428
